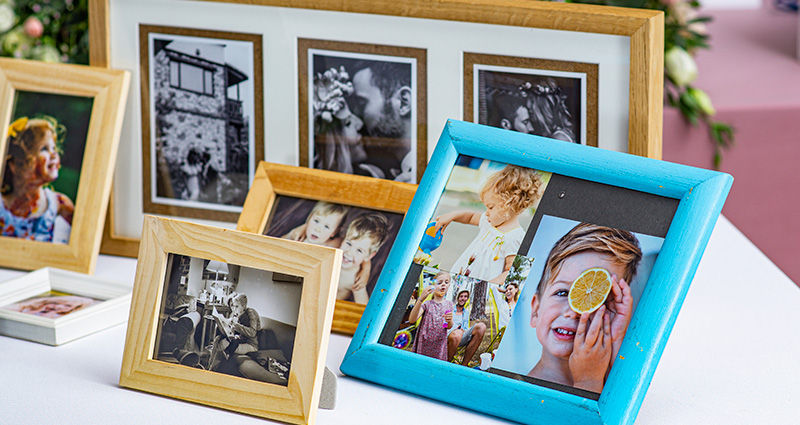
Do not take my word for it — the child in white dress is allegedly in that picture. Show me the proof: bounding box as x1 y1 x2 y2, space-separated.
434 165 543 283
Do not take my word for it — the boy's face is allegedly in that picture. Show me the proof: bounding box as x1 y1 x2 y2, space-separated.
341 235 377 269
434 274 450 297
482 191 511 227
530 251 625 359
305 211 343 244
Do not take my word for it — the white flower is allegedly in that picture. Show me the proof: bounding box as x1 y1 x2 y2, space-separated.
31 45 62 63
688 88 715 116
665 47 697 88
0 4 16 33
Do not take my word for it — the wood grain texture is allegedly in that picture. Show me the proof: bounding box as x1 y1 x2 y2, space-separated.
0 59 129 273
97 0 663 261
88 0 110 67
120 216 341 424
342 120 732 425
237 161 416 334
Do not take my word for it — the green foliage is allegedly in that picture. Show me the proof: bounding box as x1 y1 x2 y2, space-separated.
560 0 735 168
0 0 89 64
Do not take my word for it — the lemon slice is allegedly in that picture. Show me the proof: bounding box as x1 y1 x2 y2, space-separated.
568 268 612 314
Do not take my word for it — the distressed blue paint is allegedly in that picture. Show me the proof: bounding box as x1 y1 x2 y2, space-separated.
341 120 733 425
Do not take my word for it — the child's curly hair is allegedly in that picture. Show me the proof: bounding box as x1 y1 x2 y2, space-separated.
479 165 543 216
2 117 65 194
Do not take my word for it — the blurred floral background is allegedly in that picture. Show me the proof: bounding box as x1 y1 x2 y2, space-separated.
0 0 88 64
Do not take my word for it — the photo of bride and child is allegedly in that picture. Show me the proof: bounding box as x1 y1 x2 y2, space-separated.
0 91 92 244
264 196 403 304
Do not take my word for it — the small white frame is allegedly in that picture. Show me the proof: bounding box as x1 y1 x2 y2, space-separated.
0 267 132 346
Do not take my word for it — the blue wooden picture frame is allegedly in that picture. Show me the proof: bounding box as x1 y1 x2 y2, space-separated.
341 120 732 425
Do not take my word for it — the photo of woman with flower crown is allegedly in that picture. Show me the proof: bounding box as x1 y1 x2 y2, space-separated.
0 91 92 244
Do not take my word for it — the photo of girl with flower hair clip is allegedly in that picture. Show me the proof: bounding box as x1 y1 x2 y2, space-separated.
0 92 93 244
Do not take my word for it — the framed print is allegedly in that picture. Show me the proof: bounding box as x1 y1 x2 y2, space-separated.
98 0 663 258
140 25 263 222
341 120 732 425
465 53 598 147
0 58 129 273
298 39 426 184
0 267 131 346
237 161 416 334
120 216 339 424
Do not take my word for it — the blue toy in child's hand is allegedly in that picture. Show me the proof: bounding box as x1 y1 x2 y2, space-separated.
418 222 443 254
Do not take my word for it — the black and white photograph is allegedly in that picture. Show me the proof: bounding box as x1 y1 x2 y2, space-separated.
153 254 301 386
299 39 427 184
465 53 598 147
141 26 263 221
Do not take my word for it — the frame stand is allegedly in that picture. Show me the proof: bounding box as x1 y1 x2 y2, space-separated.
319 366 337 410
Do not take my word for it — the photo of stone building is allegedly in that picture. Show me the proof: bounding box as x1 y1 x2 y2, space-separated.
149 36 254 209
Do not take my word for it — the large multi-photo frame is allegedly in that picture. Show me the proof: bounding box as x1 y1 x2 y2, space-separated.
0 58 129 273
237 161 416 334
95 0 664 257
341 120 732 425
120 216 340 425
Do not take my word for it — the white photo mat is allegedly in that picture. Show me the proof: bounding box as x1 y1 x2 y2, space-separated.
108 0 630 240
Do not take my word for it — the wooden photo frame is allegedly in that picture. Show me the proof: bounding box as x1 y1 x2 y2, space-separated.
95 0 663 258
237 162 416 334
120 216 339 424
341 120 732 425
0 58 129 273
139 25 264 223
0 267 131 346
464 52 598 147
298 38 427 184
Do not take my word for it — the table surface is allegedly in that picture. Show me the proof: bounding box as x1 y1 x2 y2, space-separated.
1 215 797 424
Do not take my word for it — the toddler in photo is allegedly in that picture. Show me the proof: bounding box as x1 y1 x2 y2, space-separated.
435 165 543 283
285 201 349 247
408 271 454 361
527 223 640 393
337 212 388 303
0 117 74 243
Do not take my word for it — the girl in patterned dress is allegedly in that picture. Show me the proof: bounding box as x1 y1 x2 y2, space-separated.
0 117 74 243
409 271 454 361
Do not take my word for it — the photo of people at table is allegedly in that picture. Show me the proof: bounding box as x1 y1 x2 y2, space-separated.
264 196 403 304
153 254 303 386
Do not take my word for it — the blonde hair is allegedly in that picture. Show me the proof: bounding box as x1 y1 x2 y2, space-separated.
479 165 543 216
309 201 349 219
434 270 451 282
3 118 63 194
344 212 388 253
536 223 642 297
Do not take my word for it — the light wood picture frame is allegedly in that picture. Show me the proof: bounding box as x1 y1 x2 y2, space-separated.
342 120 732 425
95 0 663 259
237 161 416 334
0 267 131 346
120 215 340 424
0 58 129 273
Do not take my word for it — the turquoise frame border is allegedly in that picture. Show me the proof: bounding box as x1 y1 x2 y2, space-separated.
341 120 732 424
